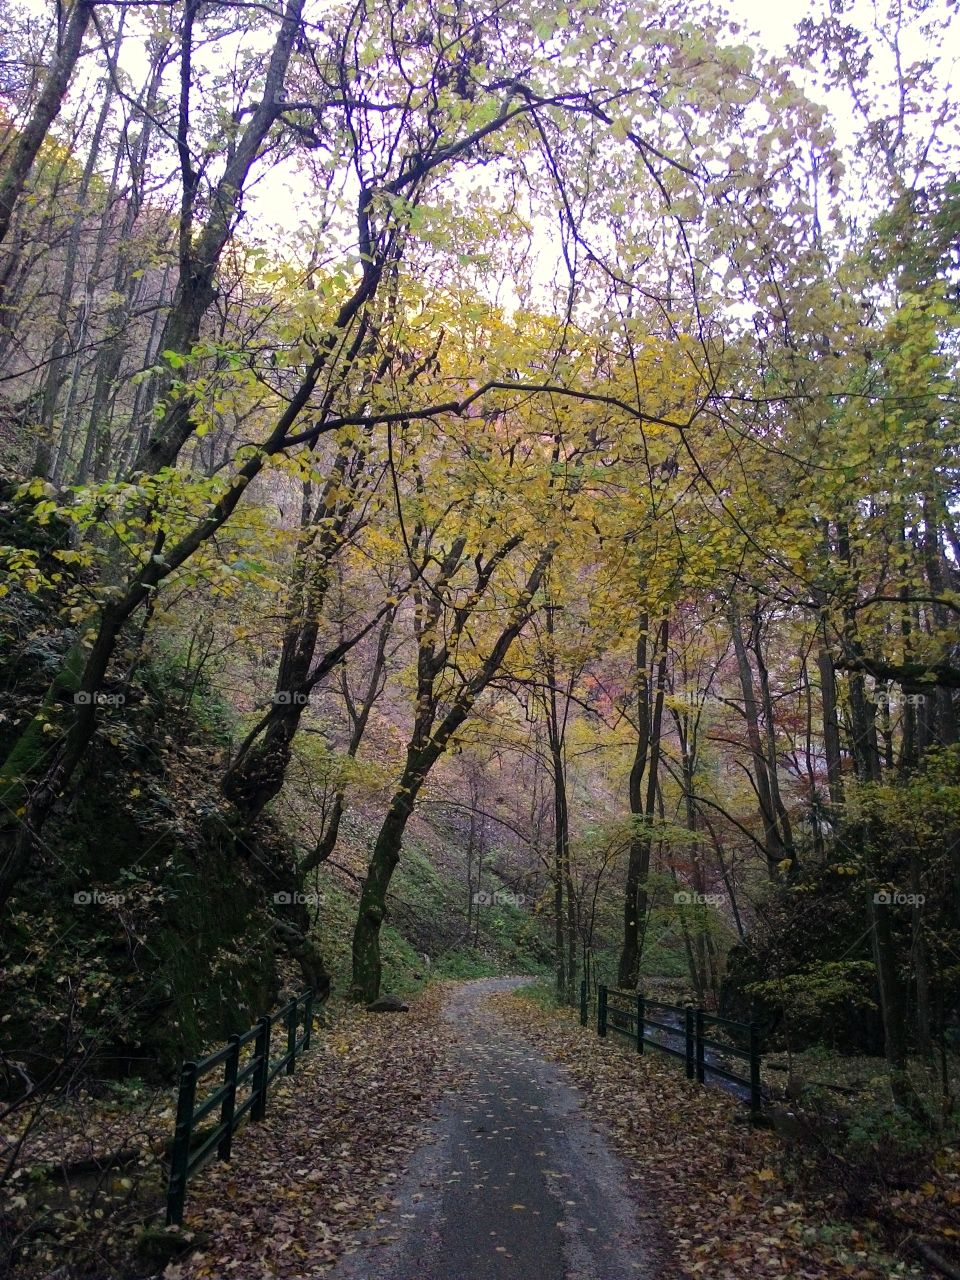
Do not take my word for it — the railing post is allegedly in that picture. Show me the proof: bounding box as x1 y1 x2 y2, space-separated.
218 1035 240 1160
303 991 314 1050
749 1023 762 1117
597 985 608 1038
684 1006 694 1079
580 979 588 1027
695 1009 705 1083
286 1000 298 1076
636 994 645 1054
251 1015 271 1121
166 1061 198 1226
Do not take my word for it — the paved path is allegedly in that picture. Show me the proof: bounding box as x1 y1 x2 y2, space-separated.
329 977 668 1280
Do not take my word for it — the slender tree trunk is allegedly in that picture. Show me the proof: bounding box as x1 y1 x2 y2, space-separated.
847 670 882 782
349 545 555 1002
544 604 574 1003
465 792 477 934
700 810 745 939
34 31 123 477
753 616 796 871
351 765 422 1002
730 599 789 876
619 616 668 988
922 492 958 748
0 0 94 249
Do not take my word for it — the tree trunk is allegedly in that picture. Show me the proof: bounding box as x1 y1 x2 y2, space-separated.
349 544 555 1002
34 27 124 476
730 599 789 876
753 616 796 872
350 769 421 1002
619 616 668 988
544 604 573 1004
0 0 94 249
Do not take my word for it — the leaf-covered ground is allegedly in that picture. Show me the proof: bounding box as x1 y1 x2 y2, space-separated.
164 985 460 1278
488 991 938 1280
324 975 671 1280
7 980 958 1279
1 987 459 1279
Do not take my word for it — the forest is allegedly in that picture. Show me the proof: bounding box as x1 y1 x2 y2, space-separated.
0 0 958 1275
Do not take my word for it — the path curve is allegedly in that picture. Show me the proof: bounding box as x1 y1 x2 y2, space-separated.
328 977 669 1280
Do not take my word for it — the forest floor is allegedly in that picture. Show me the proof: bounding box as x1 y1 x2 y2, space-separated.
7 978 953 1279
490 989 945 1280
164 976 671 1280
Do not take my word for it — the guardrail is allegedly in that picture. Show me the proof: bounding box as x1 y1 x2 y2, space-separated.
583 982 762 1116
166 988 316 1225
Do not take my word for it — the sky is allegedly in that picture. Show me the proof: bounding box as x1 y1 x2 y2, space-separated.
728 0 800 53
13 0 957 266
242 0 822 249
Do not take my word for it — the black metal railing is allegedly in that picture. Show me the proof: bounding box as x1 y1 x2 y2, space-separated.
584 982 763 1116
166 988 316 1225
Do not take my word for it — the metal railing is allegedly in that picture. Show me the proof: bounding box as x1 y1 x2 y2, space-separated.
583 982 763 1116
166 988 316 1225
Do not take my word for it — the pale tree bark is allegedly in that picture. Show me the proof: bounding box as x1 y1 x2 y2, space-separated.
128 0 307 480
816 625 845 805
34 19 124 477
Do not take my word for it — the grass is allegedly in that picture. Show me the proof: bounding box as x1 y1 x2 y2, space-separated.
511 979 563 1010
762 1041 960 1115
307 836 554 1000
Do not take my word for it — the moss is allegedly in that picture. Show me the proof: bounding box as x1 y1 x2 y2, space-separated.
0 643 286 1077
0 638 85 812
135 1226 210 1267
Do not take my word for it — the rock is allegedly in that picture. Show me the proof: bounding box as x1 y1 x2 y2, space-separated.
366 994 409 1013
136 1226 208 1266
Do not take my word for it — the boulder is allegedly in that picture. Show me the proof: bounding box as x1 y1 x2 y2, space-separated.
366 994 409 1013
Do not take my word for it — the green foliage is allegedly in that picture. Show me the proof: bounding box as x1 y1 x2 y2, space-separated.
746 961 879 1032
433 949 502 980
844 1096 937 1163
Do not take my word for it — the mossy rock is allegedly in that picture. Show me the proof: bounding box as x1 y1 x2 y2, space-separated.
136 1225 210 1266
